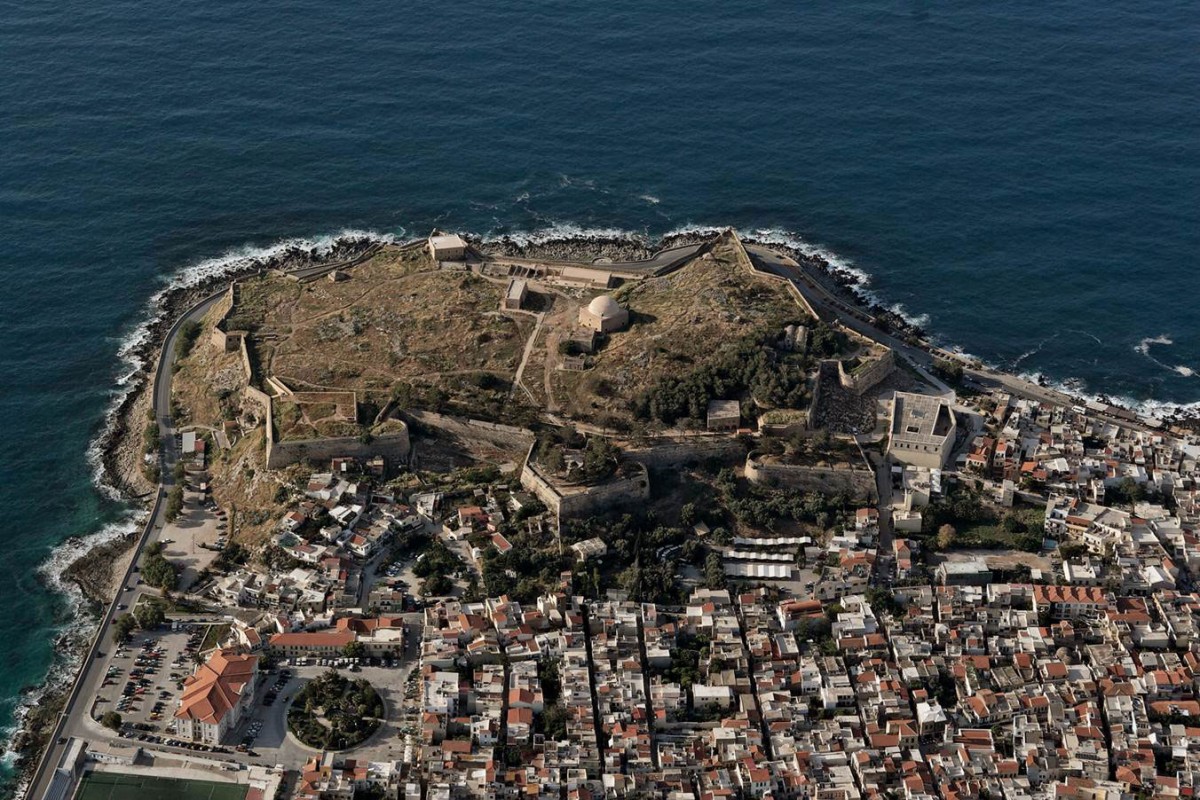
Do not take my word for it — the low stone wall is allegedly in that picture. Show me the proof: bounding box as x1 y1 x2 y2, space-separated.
243 385 272 417
744 453 877 502
267 429 411 470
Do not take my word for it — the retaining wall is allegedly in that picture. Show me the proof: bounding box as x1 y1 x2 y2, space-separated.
623 437 747 469
405 410 535 454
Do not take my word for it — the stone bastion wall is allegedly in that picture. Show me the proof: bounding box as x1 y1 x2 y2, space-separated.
519 445 650 521
210 281 410 469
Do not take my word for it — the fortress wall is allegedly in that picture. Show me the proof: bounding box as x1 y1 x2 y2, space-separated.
784 280 820 321
623 438 747 469
557 470 650 518
744 454 877 502
519 456 565 516
519 454 650 521
237 336 255 384
807 362 831 430
243 385 273 416
266 429 411 470
405 410 535 454
838 347 895 394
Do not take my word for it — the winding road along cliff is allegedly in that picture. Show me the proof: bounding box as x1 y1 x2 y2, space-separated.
24 288 226 800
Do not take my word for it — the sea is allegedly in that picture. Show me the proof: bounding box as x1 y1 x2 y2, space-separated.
0 0 1197 791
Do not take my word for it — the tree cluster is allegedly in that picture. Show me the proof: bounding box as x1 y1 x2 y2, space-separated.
165 485 184 522
142 542 178 591
287 670 383 750
174 320 202 361
631 329 809 426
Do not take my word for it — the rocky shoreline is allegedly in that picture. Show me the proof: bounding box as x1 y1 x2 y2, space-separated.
474 230 718 262
7 235 381 793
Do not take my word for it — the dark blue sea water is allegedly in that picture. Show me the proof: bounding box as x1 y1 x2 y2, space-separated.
1 0 1198 789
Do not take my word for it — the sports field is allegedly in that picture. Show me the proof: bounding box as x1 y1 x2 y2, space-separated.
75 772 248 800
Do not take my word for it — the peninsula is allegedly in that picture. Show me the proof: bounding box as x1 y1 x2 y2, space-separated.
21 228 1200 800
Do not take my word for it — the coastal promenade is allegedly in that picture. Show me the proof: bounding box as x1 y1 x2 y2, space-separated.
24 289 227 800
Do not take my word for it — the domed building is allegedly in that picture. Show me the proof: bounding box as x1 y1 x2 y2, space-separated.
578 294 629 333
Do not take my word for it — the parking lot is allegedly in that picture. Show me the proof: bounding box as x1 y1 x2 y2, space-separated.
91 608 424 767
95 622 227 741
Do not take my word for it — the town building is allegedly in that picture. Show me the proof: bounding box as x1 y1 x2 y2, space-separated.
504 279 528 310
174 649 259 744
706 400 741 432
428 233 468 261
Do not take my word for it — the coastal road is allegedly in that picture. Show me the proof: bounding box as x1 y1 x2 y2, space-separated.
744 244 952 395
744 242 1152 428
24 288 227 800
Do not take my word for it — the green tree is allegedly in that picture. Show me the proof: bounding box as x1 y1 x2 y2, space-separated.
101 711 123 731
344 640 366 659
112 613 137 644
580 437 619 483
134 601 166 630
422 573 453 597
165 485 184 522
142 544 178 591
936 524 957 550
703 552 726 590
544 445 566 474
174 319 202 360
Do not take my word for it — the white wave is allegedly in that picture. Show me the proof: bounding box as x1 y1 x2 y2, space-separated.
489 222 646 247
37 513 143 596
4 513 144 766
1014 370 1200 420
733 225 941 331
661 223 726 239
1133 333 1196 380
557 174 596 189
1065 328 1104 346
1135 334 1173 356
888 304 930 329
639 194 661 205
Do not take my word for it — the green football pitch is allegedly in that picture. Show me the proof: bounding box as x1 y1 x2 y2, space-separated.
75 772 249 800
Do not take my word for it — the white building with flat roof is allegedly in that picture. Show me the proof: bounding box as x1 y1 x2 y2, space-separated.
888 392 957 469
504 278 528 310
428 233 467 261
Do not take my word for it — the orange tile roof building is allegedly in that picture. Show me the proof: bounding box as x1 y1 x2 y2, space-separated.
174 648 259 744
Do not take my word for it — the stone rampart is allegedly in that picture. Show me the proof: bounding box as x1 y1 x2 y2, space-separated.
838 347 895 394
519 448 650 521
623 437 747 469
744 453 877 502
266 429 411 470
405 410 535 454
